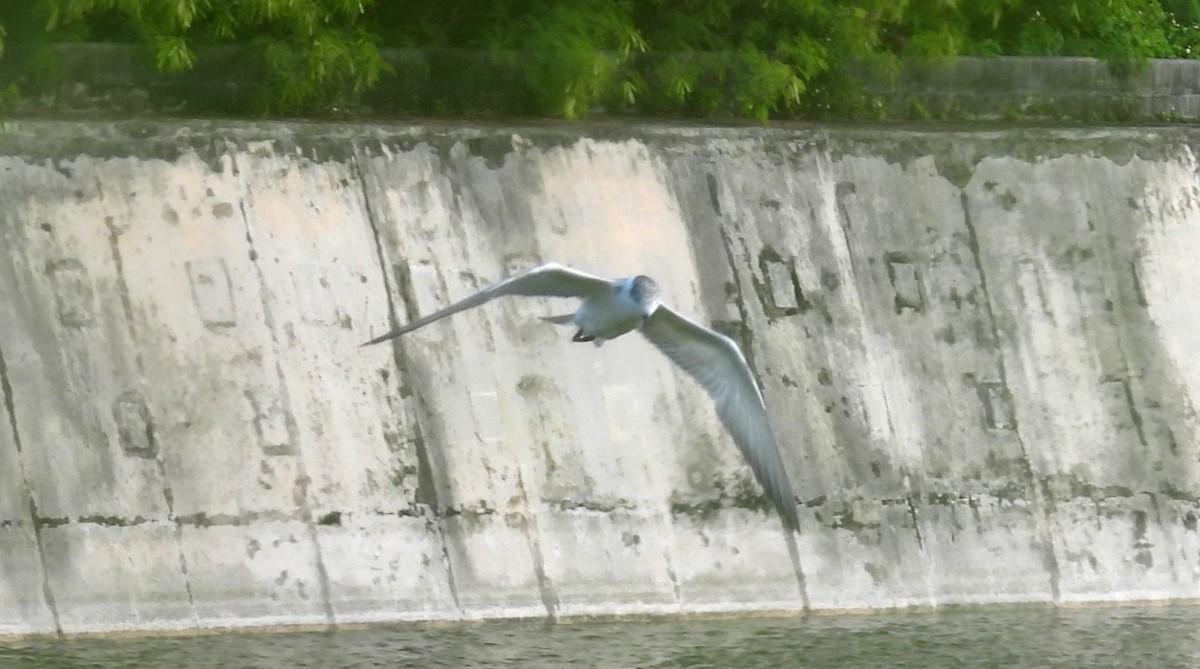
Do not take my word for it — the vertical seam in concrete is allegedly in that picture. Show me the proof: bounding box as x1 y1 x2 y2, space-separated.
1099 239 1151 452
351 149 443 504
515 471 560 619
905 495 925 550
236 196 336 628
0 343 63 636
959 191 1062 602
1095 224 1177 581
1145 491 1181 582
662 533 682 608
1119 379 1149 448
102 185 198 628
351 148 463 615
836 179 933 564
716 229 761 390
834 185 866 283
833 178 935 608
718 223 810 609
103 212 199 624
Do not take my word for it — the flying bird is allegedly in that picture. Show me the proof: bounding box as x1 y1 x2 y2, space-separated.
364 262 799 531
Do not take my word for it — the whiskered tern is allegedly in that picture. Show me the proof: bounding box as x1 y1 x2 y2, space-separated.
364 262 799 531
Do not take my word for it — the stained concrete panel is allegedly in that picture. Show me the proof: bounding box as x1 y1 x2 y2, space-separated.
232 150 416 518
916 497 1055 604
180 521 328 629
669 510 806 611
535 509 677 616
77 153 304 519
316 514 458 623
439 514 546 618
39 523 193 634
0 157 171 521
0 526 54 635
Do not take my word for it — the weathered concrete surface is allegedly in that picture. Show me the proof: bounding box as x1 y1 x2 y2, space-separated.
1 120 1199 635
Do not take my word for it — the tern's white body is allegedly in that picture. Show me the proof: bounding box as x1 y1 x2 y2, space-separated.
569 278 659 344
364 262 800 531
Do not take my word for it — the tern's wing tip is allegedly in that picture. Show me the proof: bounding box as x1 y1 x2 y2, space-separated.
782 508 801 533
361 332 400 347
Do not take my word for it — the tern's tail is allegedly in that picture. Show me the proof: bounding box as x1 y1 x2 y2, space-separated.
540 314 575 326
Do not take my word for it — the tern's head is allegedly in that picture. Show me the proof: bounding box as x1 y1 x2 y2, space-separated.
627 275 661 313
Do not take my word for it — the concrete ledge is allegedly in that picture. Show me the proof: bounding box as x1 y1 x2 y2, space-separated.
7 45 1200 120
871 56 1200 121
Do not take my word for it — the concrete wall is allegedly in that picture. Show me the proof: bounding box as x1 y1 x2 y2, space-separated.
1 120 1199 636
870 56 1200 121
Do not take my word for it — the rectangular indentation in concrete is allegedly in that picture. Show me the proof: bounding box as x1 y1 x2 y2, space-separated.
47 259 94 327
1015 258 1052 320
858 382 893 439
186 259 237 328
885 252 924 314
764 259 798 310
245 390 294 456
470 391 503 444
112 391 156 458
756 248 809 317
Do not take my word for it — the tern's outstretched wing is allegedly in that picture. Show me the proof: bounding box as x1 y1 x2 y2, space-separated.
641 306 799 531
363 263 613 346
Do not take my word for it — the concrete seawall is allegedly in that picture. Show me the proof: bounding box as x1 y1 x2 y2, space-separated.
1 120 1198 636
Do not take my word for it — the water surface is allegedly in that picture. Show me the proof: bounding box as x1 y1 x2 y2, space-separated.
3 604 1198 668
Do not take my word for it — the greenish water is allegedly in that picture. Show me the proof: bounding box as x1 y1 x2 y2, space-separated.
2 604 1198 668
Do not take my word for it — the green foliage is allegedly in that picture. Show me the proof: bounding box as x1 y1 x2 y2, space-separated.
0 2 57 86
0 0 1198 118
37 0 390 113
515 0 646 118
1166 13 1200 57
734 48 804 122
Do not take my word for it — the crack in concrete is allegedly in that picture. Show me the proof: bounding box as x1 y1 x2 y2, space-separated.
905 495 925 550
32 507 432 528
959 190 1062 602
102 215 139 355
0 349 22 460
659 513 683 607
174 509 302 526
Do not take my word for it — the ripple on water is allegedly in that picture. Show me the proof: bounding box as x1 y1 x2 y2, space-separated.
2 604 1200 669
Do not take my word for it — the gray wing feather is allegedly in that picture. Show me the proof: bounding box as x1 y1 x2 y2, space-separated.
640 306 799 531
363 263 612 346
